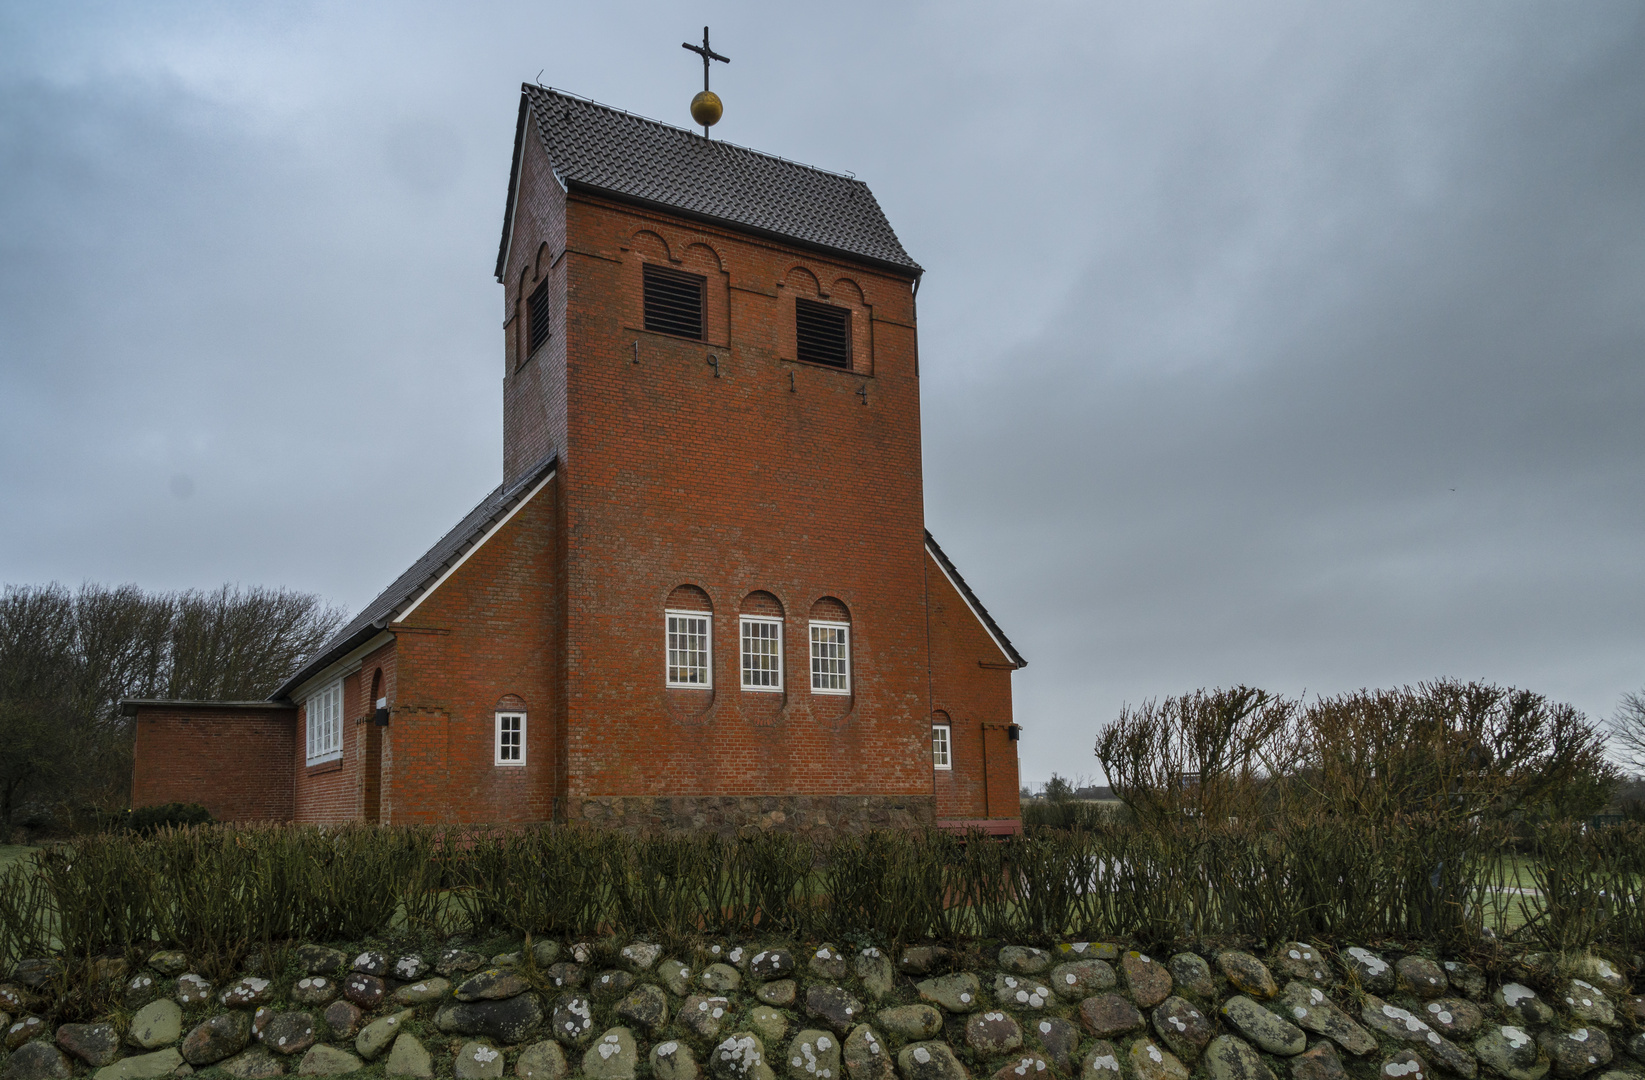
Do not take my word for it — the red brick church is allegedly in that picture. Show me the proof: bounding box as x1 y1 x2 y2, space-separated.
125 84 1026 835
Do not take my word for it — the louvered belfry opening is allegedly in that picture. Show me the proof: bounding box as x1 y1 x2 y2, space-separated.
527 279 553 357
643 264 706 340
796 298 851 368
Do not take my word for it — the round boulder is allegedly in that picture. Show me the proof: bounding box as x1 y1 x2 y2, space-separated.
181 1012 253 1067
786 1030 841 1080
843 1025 893 1080
1394 958 1446 1000
1381 1052 1429 1080
583 1029 639 1080
895 1042 967 1080
998 948 1051 976
965 1012 1022 1055
1203 1035 1275 1080
1218 952 1278 999
1078 994 1144 1038
1122 953 1173 1009
1049 961 1115 1002
1151 996 1214 1062
1473 1026 1548 1080
1168 954 1216 1000
1128 1037 1190 1080
4 1040 72 1080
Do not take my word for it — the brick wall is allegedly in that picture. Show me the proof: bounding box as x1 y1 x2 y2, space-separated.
503 129 570 487
492 132 1022 824
925 548 1021 822
130 704 296 822
560 194 931 805
293 669 361 824
387 475 558 825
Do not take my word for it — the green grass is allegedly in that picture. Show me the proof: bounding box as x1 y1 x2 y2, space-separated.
0 845 38 869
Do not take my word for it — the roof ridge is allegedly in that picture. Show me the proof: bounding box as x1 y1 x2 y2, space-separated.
506 83 919 274
526 84 866 184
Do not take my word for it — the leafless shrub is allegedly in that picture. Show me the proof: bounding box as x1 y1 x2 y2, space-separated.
1094 686 1299 829
1292 679 1619 824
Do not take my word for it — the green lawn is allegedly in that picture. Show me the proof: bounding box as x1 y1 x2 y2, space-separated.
0 845 39 869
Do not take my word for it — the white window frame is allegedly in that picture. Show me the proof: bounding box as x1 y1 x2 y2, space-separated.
305 679 343 765
739 616 784 692
809 620 851 695
932 724 952 770
666 609 713 688
495 711 526 767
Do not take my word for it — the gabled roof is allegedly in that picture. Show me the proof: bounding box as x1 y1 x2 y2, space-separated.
925 530 1027 669
497 85 921 280
271 454 558 701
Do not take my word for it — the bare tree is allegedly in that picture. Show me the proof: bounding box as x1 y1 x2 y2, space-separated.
0 586 80 828
1611 689 1645 774
167 585 345 700
0 582 346 826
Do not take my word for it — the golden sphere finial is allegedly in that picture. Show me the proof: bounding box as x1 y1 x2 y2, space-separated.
691 90 723 128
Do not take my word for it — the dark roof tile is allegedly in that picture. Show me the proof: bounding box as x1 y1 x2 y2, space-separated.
500 85 920 276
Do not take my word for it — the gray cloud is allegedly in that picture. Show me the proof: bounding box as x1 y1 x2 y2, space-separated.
2 2 1641 786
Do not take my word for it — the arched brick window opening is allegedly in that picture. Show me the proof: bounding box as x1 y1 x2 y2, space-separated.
739 591 784 692
808 597 851 695
665 585 713 689
931 710 953 771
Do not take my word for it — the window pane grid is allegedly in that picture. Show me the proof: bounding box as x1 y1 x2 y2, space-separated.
932 725 951 769
740 618 782 690
306 680 342 763
810 622 850 693
496 713 524 765
667 612 711 687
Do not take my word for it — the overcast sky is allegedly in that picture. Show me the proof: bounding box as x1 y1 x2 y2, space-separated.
3 2 1642 787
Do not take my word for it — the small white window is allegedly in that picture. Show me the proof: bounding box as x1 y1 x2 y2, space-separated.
932 724 952 770
305 679 343 764
740 616 783 691
666 610 712 687
495 712 525 766
809 621 851 694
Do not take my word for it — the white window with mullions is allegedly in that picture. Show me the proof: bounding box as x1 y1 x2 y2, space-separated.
740 616 783 691
932 724 952 770
495 712 525 766
666 610 712 687
304 679 343 765
809 620 850 694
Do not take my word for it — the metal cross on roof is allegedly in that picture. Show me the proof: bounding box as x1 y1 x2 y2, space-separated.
682 26 730 138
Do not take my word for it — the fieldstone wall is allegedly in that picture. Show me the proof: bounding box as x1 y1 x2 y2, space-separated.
568 795 938 837
2 936 1643 1080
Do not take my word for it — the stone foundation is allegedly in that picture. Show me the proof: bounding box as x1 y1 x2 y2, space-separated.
566 794 938 837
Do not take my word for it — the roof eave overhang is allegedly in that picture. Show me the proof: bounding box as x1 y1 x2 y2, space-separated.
563 179 924 281
119 699 297 717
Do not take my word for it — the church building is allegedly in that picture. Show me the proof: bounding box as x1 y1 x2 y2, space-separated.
124 83 1026 836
